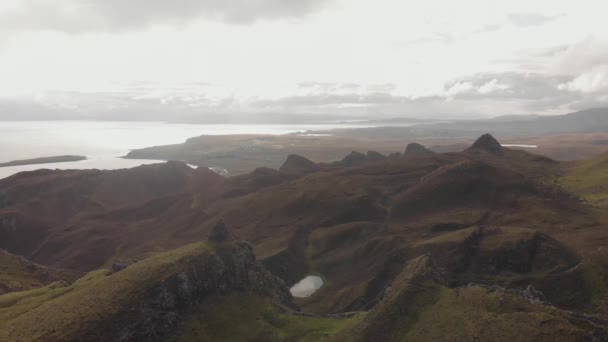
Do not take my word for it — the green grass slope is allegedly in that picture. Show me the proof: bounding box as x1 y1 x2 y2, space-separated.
562 152 608 205
334 255 608 342
0 250 77 295
178 293 363 342
0 239 303 342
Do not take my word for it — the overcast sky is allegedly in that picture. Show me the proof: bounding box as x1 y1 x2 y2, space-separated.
0 0 607 121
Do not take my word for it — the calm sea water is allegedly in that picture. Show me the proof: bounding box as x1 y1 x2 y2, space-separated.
0 121 371 179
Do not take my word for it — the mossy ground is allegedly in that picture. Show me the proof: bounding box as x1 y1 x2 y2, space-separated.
0 251 77 294
0 242 210 341
562 153 608 205
401 285 598 341
178 294 364 342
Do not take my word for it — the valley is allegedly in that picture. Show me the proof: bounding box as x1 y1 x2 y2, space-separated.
1 128 608 340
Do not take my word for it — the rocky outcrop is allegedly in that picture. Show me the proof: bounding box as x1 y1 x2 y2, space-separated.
366 151 387 162
335 151 388 167
404 143 435 157
208 219 231 243
350 255 447 341
467 133 503 154
107 241 297 342
279 155 321 175
337 151 367 167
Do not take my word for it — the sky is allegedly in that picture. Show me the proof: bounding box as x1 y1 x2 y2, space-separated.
0 0 607 121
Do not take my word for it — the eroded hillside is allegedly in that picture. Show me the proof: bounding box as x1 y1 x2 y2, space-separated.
2 134 608 341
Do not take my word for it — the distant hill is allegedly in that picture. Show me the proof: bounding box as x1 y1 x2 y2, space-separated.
0 155 86 168
316 108 608 139
2 134 608 340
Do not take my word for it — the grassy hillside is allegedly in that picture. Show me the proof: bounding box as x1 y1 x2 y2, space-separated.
0 238 308 342
0 242 210 341
0 250 77 295
562 152 608 205
2 134 608 341
178 294 363 341
334 255 608 342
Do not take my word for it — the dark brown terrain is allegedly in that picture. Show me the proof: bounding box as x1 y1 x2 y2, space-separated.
2 133 608 341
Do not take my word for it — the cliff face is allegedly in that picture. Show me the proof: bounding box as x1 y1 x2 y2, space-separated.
0 241 297 342
335 255 608 342
109 242 296 342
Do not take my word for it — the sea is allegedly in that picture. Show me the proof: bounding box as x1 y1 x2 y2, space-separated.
0 121 373 179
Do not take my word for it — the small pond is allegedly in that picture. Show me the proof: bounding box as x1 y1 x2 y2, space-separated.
290 276 324 298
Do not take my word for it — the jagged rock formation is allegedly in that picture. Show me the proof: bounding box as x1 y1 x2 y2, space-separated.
208 219 230 243
334 150 388 167
404 143 435 157
467 133 504 154
0 240 297 342
334 255 608 342
3 132 608 341
279 154 321 175
366 151 387 162
337 151 368 167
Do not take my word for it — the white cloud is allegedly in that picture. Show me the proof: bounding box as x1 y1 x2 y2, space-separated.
0 0 607 119
478 79 510 94
446 82 474 97
559 66 608 93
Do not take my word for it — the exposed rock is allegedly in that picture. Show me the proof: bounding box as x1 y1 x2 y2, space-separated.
351 255 447 341
279 155 321 175
465 283 546 304
208 219 231 243
108 242 297 341
366 151 387 162
337 151 367 167
388 152 402 159
404 143 435 157
467 133 503 154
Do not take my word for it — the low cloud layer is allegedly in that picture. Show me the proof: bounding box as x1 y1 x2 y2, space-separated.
508 12 562 27
2 68 606 122
0 0 330 32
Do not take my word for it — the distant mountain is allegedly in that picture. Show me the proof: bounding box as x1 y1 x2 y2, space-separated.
487 114 543 122
314 108 608 139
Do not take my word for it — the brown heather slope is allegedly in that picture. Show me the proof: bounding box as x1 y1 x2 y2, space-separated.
2 134 608 340
1 134 608 321
0 162 225 270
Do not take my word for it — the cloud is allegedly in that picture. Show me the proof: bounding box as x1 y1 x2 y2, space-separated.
0 0 331 33
508 12 562 28
478 79 510 94
444 72 570 100
559 65 608 93
2 73 607 121
552 38 608 75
